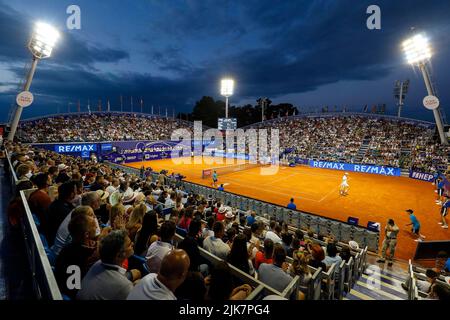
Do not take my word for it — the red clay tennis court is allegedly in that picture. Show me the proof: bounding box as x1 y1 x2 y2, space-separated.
126 157 448 261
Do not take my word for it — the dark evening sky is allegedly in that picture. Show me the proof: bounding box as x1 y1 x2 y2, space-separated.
1 0 450 123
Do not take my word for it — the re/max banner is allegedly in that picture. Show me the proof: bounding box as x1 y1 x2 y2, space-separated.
309 160 401 176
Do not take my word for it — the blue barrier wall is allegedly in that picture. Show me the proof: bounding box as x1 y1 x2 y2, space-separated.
309 160 401 176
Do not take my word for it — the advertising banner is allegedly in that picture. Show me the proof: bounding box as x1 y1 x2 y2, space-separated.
309 160 401 176
409 171 434 182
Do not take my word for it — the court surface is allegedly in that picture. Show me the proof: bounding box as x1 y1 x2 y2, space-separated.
126 157 448 261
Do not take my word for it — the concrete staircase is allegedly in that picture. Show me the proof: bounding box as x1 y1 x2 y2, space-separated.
355 137 371 163
344 257 409 300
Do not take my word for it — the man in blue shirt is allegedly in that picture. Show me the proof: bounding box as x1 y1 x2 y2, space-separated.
217 184 224 192
246 210 256 226
436 178 445 205
405 209 426 242
287 198 297 210
439 195 449 229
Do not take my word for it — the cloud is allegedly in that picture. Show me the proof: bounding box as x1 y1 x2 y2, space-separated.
0 2 129 66
1 0 450 124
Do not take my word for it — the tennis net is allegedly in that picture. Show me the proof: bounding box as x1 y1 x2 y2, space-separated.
201 162 264 179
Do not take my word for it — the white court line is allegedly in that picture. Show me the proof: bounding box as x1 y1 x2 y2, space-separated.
259 183 319 197
261 172 302 186
318 185 340 202
223 177 322 202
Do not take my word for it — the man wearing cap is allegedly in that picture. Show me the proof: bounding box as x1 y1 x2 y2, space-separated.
377 219 399 266
216 205 227 222
122 188 138 214
55 164 71 184
95 189 110 225
406 209 426 242
224 209 235 230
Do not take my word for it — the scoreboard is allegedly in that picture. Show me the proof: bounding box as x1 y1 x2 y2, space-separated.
218 118 237 130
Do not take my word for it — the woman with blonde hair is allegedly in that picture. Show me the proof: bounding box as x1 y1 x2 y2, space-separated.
175 194 184 211
126 203 147 241
289 250 312 299
109 203 127 230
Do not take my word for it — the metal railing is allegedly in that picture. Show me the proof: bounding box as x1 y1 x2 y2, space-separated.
5 149 62 300
20 191 63 300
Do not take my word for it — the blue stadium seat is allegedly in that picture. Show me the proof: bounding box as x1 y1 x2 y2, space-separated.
275 207 284 223
130 254 149 276
176 226 188 238
352 228 367 248
329 221 342 241
340 224 353 243
291 211 301 228
39 234 56 266
267 205 277 220
32 213 41 228
281 208 290 224
365 231 379 253
316 217 330 236
299 212 311 230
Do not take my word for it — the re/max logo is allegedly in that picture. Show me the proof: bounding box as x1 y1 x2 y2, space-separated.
55 144 96 153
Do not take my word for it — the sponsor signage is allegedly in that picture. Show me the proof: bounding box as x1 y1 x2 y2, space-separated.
409 171 434 182
16 91 34 108
309 160 401 176
55 144 97 153
101 144 113 151
423 95 440 110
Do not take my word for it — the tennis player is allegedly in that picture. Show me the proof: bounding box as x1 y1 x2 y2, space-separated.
212 170 218 187
339 172 349 196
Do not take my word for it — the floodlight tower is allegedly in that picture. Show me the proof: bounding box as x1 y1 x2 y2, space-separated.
402 33 447 145
8 22 60 141
394 80 409 118
220 79 234 118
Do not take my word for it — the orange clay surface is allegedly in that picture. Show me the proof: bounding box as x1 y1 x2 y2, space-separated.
126 157 449 261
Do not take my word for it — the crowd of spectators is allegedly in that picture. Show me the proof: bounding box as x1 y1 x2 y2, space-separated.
250 115 450 171
17 113 193 143
4 140 363 301
15 113 450 172
5 140 450 300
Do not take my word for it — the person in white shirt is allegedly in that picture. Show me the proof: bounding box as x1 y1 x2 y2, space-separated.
203 221 231 260
339 172 349 196
265 221 282 244
128 249 190 300
145 221 176 274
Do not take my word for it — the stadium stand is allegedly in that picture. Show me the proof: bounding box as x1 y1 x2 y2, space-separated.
17 113 194 143
6 140 448 301
246 113 450 171
14 112 450 173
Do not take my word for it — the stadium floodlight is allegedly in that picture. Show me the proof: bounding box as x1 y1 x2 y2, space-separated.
8 22 60 141
402 33 447 145
402 34 432 65
221 78 234 118
394 80 409 118
29 22 60 59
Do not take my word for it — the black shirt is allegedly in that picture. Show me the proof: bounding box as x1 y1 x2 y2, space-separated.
46 199 75 245
54 242 98 299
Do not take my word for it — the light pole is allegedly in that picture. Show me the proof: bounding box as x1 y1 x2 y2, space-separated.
8 22 60 141
402 33 447 145
220 79 234 118
394 80 409 118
